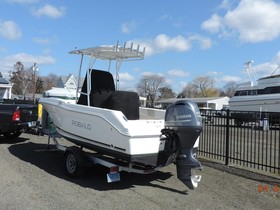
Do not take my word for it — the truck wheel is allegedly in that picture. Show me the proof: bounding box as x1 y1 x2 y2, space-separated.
3 131 22 139
64 146 85 178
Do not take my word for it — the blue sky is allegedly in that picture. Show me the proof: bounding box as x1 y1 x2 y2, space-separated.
1 0 280 93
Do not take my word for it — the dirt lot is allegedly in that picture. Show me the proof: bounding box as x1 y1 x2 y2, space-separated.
0 133 279 210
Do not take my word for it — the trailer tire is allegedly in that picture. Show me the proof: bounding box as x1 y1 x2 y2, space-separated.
64 146 85 178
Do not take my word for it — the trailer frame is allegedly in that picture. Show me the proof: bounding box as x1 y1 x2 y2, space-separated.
47 131 163 183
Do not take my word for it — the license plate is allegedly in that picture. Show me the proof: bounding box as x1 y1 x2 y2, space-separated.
28 121 37 127
107 172 120 183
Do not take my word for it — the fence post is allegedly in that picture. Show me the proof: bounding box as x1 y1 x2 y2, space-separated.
225 109 230 165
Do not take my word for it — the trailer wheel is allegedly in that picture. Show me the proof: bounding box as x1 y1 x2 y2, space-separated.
64 146 85 178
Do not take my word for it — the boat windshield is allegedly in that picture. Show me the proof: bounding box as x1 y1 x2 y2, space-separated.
234 89 257 96
234 86 280 96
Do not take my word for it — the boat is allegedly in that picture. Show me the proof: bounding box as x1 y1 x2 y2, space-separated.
43 87 77 104
229 61 280 112
39 42 203 189
229 62 280 125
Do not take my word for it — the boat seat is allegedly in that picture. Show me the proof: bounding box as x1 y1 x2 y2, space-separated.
77 69 139 120
101 90 139 120
77 69 115 106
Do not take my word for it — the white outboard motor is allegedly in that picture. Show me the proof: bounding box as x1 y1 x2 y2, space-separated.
162 100 202 189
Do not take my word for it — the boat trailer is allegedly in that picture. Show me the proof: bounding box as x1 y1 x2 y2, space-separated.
46 131 201 187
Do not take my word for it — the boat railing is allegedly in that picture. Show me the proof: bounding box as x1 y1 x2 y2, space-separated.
69 42 145 106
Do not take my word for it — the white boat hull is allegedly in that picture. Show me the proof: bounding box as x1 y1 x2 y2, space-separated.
40 98 167 165
229 93 280 112
40 43 203 189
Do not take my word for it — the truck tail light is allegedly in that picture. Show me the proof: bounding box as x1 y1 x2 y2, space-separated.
12 110 21 121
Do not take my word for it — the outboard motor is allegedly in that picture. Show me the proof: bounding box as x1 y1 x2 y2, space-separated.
162 100 203 189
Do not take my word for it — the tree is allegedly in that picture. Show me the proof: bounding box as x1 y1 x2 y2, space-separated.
158 87 176 99
177 93 185 98
181 76 219 98
181 83 197 98
9 62 34 98
42 73 59 91
35 77 45 94
136 74 166 107
223 81 238 97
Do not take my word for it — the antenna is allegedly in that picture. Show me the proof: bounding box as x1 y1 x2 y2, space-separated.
243 60 254 84
243 60 254 68
271 64 280 76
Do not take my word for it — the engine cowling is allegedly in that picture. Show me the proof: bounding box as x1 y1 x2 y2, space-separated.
163 100 203 189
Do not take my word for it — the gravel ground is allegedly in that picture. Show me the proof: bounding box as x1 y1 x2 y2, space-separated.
0 133 279 210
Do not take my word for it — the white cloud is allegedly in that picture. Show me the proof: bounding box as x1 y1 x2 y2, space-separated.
251 63 273 76
217 51 280 85
131 34 192 56
218 0 232 10
136 41 155 57
121 20 137 34
33 37 51 44
115 72 134 89
220 75 241 83
207 71 223 76
42 48 52 55
209 71 242 86
32 4 66 18
188 35 212 49
0 53 55 74
168 69 189 77
201 14 223 33
119 72 134 81
142 72 164 77
0 20 22 40
130 33 212 57
202 0 280 43
165 78 172 85
237 52 280 78
250 61 280 77
154 34 190 52
142 72 154 76
214 75 242 88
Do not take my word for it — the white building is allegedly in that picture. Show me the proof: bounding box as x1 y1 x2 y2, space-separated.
156 97 230 110
57 74 84 91
0 72 12 99
43 74 84 100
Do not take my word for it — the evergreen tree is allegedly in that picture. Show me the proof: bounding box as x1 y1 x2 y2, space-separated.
35 77 44 94
9 62 33 98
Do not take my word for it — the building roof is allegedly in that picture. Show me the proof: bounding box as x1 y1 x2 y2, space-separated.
58 74 84 88
0 72 9 84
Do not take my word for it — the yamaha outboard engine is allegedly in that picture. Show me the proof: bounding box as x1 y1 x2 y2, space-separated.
162 100 203 189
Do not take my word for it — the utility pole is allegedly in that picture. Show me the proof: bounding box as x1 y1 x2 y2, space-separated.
31 63 38 102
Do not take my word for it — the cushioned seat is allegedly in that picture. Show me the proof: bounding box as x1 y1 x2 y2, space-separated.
77 69 115 106
77 69 139 120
